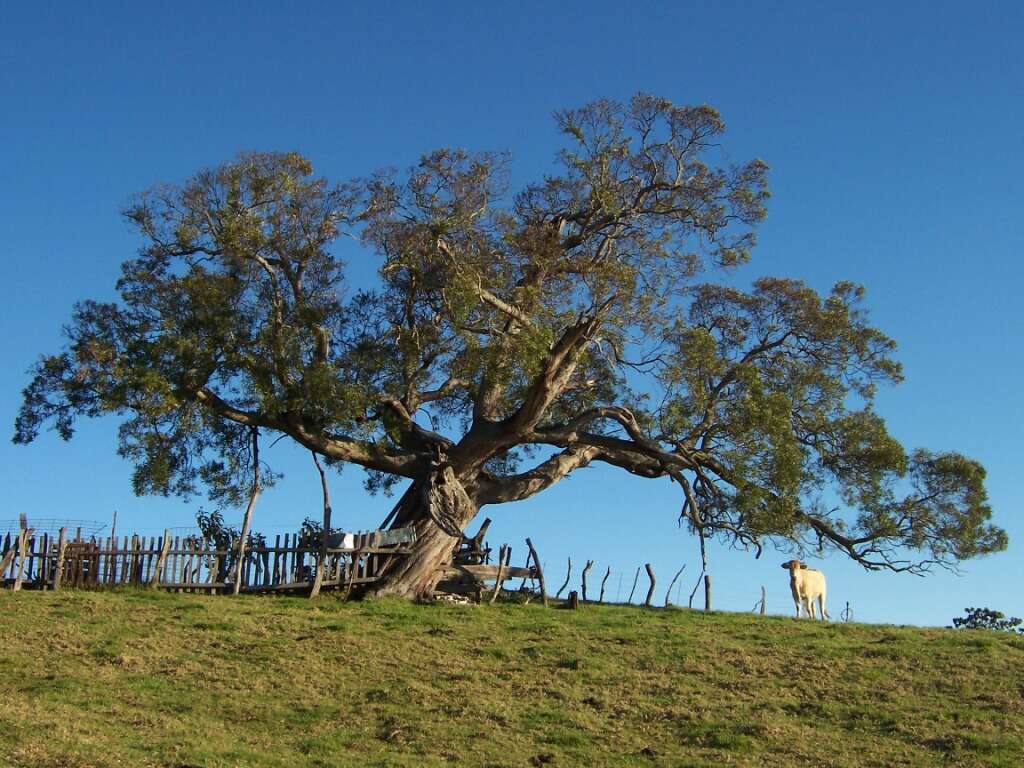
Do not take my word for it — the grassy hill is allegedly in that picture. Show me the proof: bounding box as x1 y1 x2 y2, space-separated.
1 590 1021 767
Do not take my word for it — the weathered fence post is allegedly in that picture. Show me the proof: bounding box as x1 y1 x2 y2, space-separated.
567 590 579 609
555 557 572 599
525 538 548 607
627 566 640 604
12 516 34 592
489 544 509 604
665 564 686 607
580 559 594 602
598 566 611 603
52 528 68 592
150 530 171 589
132 535 142 584
644 563 656 607
0 535 16 585
38 533 49 589
760 586 766 616
704 574 712 611
105 535 116 586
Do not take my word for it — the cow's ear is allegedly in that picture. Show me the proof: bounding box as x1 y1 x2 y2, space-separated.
799 563 808 569
781 562 790 569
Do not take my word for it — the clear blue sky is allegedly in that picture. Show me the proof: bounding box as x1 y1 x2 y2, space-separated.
2 2 1021 626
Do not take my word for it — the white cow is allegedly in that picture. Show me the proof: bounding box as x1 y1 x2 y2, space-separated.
781 559 830 620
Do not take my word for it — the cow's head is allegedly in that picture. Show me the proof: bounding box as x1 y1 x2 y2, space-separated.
780 559 807 571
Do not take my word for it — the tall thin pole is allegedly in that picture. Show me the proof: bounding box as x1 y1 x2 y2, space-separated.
627 566 640 604
310 451 333 599
233 427 261 596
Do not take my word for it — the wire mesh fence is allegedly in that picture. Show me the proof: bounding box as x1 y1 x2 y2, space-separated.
0 519 107 539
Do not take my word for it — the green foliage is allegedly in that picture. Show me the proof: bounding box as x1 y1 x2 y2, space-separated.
12 94 1005 575
952 607 1024 633
297 515 345 548
195 508 264 550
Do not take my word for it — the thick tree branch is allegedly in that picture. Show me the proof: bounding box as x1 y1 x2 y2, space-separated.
476 446 600 505
195 386 425 477
502 299 615 436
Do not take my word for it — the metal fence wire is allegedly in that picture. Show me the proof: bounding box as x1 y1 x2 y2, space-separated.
0 519 107 539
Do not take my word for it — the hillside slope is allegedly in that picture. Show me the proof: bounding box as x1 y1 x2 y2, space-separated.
1 590 1021 767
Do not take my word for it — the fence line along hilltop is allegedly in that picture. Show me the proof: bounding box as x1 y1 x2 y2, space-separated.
0 523 429 595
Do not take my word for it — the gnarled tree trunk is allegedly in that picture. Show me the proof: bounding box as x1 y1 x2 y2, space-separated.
368 465 479 600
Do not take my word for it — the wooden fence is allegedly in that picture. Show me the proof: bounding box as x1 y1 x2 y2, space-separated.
0 526 416 594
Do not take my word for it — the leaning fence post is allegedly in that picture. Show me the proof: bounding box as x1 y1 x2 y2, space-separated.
627 566 640 604
52 528 68 592
760 585 766 616
703 574 712 611
555 557 572 600
0 535 15 585
525 538 548 607
12 537 30 591
489 544 509 604
12 516 34 592
580 559 594 602
665 564 686 607
599 566 611 603
150 530 171 589
644 563 656 607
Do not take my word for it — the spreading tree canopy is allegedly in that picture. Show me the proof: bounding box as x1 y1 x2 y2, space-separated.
15 94 1006 597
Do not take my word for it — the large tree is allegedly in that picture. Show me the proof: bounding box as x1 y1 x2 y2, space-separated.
14 94 1006 598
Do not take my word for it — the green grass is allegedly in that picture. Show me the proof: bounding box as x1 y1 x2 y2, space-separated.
1 590 1022 767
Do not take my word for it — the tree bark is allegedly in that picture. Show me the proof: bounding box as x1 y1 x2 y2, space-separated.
368 465 478 600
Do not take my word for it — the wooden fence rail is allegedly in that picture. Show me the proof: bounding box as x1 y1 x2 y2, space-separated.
0 527 416 594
